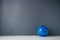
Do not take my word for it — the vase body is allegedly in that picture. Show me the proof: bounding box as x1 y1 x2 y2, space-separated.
37 25 48 37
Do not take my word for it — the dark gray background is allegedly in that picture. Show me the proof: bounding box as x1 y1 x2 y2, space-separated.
0 0 60 35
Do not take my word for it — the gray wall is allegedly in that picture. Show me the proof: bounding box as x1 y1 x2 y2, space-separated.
0 0 60 35
0 0 2 35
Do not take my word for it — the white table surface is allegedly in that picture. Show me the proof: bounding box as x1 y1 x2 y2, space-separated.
0 36 60 40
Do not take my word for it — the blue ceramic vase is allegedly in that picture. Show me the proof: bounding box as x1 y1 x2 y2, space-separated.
37 25 48 37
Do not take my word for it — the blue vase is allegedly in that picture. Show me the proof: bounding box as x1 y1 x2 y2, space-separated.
37 25 48 37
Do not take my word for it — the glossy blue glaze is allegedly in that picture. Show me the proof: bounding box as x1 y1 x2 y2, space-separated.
37 25 48 37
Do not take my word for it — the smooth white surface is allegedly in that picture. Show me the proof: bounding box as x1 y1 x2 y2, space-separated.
0 36 60 40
